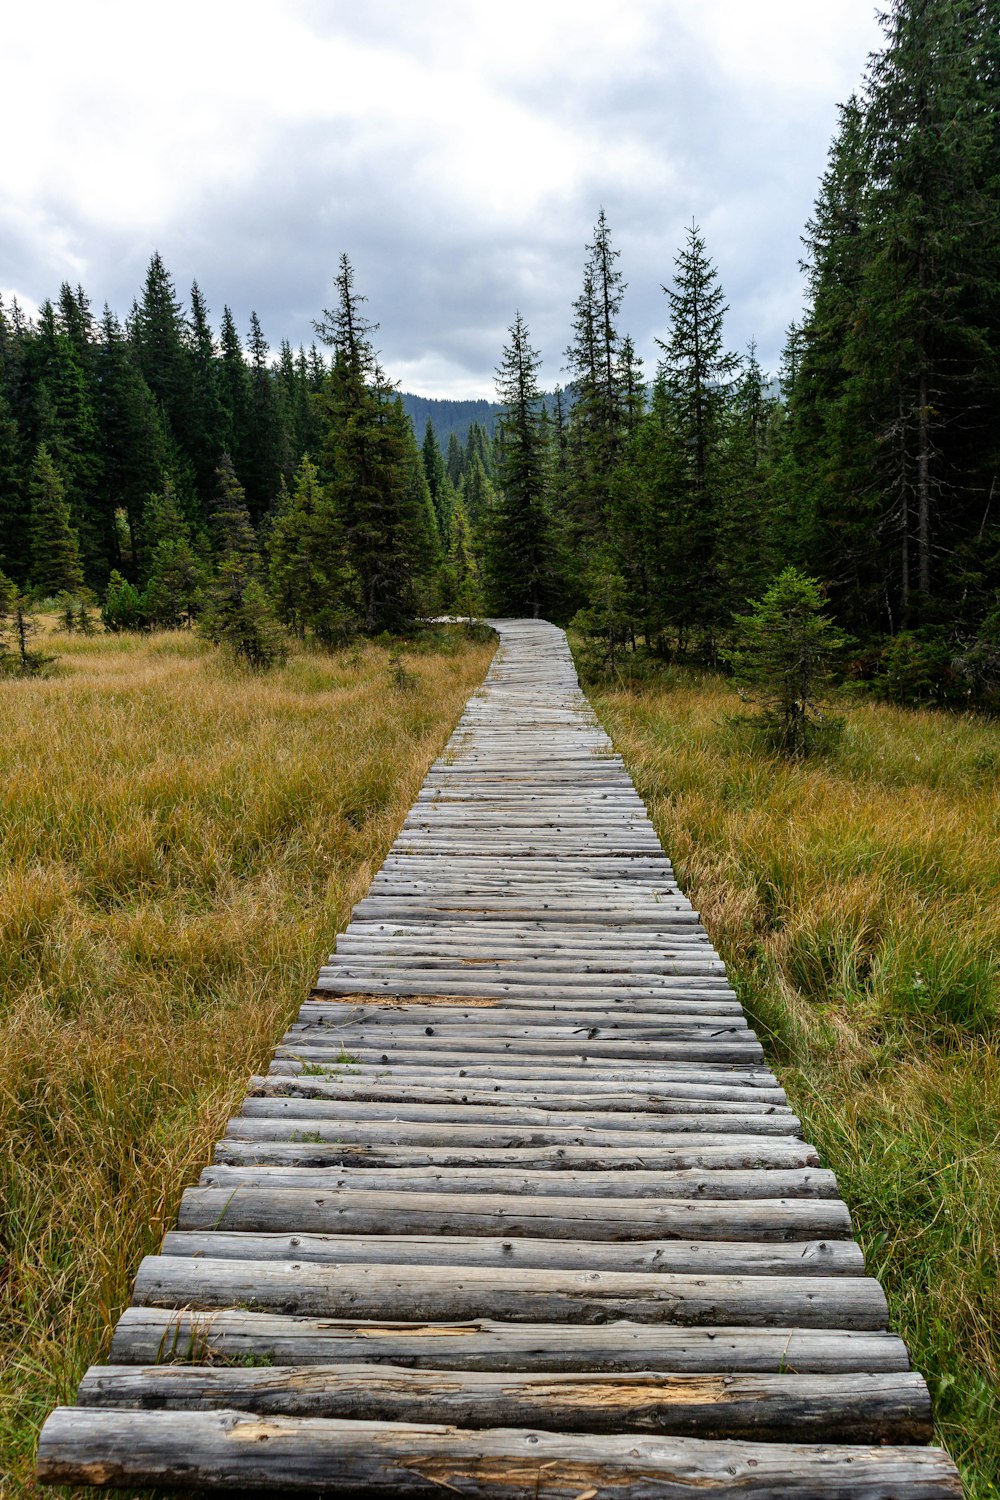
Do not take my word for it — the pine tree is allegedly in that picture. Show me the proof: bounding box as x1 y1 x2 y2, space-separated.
141 478 205 627
28 444 85 595
445 432 465 486
724 568 850 757
201 455 285 666
483 312 556 617
243 311 288 521
421 418 448 538
314 255 439 632
185 281 225 507
656 222 739 644
564 211 628 546
131 253 194 448
0 390 26 579
1 579 51 674
269 453 354 642
30 300 103 569
218 306 250 486
98 306 170 576
862 0 1000 616
447 497 481 619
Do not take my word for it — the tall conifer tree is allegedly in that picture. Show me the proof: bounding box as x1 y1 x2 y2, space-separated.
315 255 439 632
484 312 556 617
28 444 85 594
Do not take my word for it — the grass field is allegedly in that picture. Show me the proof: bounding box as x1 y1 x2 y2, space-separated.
0 624 494 1499
585 671 999 1498
3 627 996 1497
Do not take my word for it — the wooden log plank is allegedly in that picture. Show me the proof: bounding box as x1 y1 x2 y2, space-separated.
306 987 734 1009
269 1058 784 1090
251 1074 790 1108
131 1255 888 1329
300 1000 745 1024
282 1036 767 1065
311 984 746 1014
159 1231 865 1277
178 1186 855 1240
73 1364 933 1444
204 1163 832 1201
36 1409 963 1496
221 1118 805 1155
212 1141 820 1173
230 1098 798 1138
108 1307 913 1373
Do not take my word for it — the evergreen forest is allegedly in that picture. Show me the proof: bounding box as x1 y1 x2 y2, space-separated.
1 0 998 707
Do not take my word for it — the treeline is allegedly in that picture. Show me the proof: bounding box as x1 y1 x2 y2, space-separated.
478 0 1000 705
400 395 501 450
2 0 997 703
0 252 487 656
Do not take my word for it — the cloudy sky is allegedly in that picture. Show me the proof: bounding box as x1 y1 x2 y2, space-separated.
2 0 883 398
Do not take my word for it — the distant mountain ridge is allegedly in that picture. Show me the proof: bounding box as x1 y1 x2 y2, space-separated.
399 393 503 449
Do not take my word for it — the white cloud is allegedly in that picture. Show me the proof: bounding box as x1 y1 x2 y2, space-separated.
1 0 885 390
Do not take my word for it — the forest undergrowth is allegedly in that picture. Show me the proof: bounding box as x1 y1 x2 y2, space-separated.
0 624 494 1499
586 668 999 1497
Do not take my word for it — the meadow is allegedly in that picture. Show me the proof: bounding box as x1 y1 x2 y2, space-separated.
0 624 495 1498
586 671 1000 1497
3 626 997 1498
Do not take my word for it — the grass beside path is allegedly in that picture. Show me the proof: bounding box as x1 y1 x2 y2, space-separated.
0 625 494 1499
586 671 999 1498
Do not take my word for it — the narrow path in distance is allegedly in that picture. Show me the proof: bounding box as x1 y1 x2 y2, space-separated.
37 620 961 1496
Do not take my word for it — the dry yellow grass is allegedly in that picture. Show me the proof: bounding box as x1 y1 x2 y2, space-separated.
587 672 1000 1497
0 625 494 1498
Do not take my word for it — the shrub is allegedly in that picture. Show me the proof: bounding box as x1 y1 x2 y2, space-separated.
102 571 146 632
723 567 850 758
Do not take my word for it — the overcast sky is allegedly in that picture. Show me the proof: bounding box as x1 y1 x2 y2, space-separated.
1 1 884 398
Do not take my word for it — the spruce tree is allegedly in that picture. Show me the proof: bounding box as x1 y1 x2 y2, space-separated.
185 281 226 507
1 580 50 674
862 0 1000 615
28 444 85 595
483 312 556 617
314 255 439 632
421 418 448 538
656 222 739 644
98 306 170 574
0 391 26 580
141 479 205 627
131 253 194 448
243 311 288 521
447 498 481 619
724 568 850 758
445 432 465 486
218 306 250 474
30 300 103 569
269 453 354 642
564 211 628 546
201 455 285 666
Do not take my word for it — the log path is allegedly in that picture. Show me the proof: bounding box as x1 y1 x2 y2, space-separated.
37 620 961 1495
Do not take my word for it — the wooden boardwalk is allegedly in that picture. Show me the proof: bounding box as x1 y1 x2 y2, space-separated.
38 620 961 1495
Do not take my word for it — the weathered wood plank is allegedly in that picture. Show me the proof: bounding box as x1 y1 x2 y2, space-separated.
213 1141 820 1172
108 1307 914 1373
37 1409 962 1496
74 1365 933 1443
178 1185 855 1240
159 1231 865 1277
131 1255 888 1328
